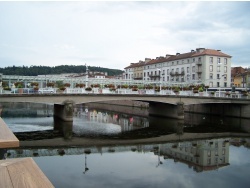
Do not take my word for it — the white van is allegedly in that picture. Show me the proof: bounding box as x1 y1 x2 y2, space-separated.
38 88 55 94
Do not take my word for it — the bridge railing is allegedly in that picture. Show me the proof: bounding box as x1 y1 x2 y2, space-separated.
0 87 249 99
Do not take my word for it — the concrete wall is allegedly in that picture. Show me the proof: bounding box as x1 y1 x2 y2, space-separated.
184 103 250 119
148 102 184 119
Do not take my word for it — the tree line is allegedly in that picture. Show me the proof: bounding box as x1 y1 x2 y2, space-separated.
0 65 123 76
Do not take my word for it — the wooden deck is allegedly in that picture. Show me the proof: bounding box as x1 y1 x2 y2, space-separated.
0 157 54 188
0 117 19 148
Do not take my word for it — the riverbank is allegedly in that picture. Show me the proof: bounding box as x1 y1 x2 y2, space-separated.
19 132 250 149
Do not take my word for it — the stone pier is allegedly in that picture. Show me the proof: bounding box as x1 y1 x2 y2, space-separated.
53 100 74 122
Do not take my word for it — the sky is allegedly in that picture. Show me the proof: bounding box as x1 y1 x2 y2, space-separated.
0 1 250 70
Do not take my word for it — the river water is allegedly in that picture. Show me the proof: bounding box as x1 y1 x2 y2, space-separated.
1 102 250 188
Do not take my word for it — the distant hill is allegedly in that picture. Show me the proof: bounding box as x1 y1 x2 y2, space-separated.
0 65 124 76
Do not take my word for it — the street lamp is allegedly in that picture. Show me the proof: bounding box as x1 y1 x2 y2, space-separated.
85 63 89 88
157 67 163 92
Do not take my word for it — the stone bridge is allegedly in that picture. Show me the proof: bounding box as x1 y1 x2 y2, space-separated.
0 94 250 120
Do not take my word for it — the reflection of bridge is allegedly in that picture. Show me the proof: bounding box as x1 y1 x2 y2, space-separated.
1 94 250 119
6 138 231 172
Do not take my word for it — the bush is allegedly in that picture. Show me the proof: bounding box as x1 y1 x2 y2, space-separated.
85 87 92 91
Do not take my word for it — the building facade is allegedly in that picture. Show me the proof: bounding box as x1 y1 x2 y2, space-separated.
125 48 232 87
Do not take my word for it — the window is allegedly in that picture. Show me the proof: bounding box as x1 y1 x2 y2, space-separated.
176 68 179 73
210 73 213 79
218 58 221 64
167 76 169 81
224 82 227 87
172 62 174 65
192 74 195 80
210 65 213 72
217 82 220 87
208 150 211 157
187 67 190 73
217 66 220 72
222 149 225 155
182 60 184 64
224 66 227 73
198 57 201 63
192 66 195 72
224 58 227 65
215 150 218 156
210 57 213 63
188 59 190 63
217 74 220 79
193 58 195 62
177 61 179 65
209 82 213 87
167 69 169 75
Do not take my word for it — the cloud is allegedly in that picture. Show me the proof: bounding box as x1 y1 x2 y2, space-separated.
0 1 249 70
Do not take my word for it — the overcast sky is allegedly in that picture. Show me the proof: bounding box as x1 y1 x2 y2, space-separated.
0 1 249 70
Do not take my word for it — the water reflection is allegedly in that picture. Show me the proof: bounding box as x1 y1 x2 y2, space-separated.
1 102 250 140
4 137 250 187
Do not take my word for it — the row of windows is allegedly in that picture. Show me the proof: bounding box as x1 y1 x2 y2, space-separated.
127 57 228 73
209 65 227 73
210 57 228 65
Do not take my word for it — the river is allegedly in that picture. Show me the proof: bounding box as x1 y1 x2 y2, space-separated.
1 102 250 188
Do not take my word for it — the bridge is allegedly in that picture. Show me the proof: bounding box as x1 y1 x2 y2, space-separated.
1 94 250 120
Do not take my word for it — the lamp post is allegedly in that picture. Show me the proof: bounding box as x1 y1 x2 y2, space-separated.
85 63 88 88
157 67 162 92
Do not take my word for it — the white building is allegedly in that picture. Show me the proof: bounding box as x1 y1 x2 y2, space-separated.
125 48 232 87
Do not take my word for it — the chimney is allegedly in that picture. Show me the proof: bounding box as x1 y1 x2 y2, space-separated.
176 53 180 56
145 58 151 63
196 48 205 53
191 50 195 53
165 54 172 58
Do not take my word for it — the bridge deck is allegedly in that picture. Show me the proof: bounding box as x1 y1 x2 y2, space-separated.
0 158 54 188
0 117 19 148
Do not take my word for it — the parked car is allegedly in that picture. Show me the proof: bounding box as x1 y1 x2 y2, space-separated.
38 88 55 94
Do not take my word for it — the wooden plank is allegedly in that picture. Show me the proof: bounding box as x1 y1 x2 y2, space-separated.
0 158 54 188
0 165 13 188
0 117 19 148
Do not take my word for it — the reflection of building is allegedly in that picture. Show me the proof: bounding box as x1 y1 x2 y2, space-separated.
7 138 230 174
78 108 149 132
160 138 230 172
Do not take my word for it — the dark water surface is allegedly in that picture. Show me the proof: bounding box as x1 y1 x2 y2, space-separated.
1 102 250 188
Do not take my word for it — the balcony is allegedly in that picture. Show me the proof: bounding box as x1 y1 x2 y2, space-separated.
196 61 202 65
196 69 202 73
133 76 143 80
170 71 185 76
149 74 160 78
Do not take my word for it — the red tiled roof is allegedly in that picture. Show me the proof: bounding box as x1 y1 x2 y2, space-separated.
192 49 231 58
124 48 232 69
231 67 246 77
